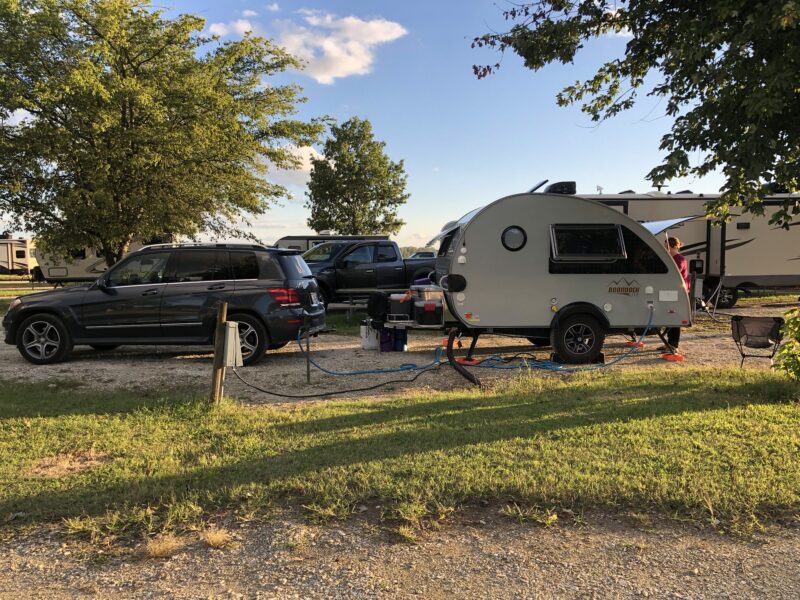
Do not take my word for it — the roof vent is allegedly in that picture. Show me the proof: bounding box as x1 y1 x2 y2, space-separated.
618 189 635 194
676 189 693 194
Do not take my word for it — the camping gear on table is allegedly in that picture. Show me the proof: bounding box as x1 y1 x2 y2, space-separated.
731 315 785 367
414 299 444 326
389 292 413 321
411 284 444 301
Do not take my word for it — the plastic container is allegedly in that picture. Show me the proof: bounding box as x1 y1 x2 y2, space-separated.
414 300 444 326
389 293 413 318
380 328 394 352
360 319 380 350
411 285 444 301
393 327 408 352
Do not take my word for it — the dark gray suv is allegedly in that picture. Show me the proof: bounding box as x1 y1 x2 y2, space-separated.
3 243 325 366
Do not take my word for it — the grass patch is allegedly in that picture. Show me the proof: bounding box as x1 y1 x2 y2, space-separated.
0 369 799 539
323 309 366 336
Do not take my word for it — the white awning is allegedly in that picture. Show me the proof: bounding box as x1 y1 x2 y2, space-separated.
641 216 704 235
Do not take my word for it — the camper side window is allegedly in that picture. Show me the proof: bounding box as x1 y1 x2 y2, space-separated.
550 225 626 261
549 226 668 275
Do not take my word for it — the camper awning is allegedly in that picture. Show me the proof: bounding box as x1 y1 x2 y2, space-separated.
641 216 704 235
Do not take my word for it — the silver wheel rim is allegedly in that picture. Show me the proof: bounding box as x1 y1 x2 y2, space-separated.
719 288 733 304
564 323 594 355
238 322 259 358
22 320 61 360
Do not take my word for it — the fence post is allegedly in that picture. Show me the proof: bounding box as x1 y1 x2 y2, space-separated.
210 301 228 405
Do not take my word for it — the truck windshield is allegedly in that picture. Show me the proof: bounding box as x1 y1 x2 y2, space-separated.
302 242 345 262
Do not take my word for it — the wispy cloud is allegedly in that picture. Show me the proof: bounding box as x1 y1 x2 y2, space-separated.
208 19 253 37
266 3 280 12
242 9 258 18
276 10 407 84
269 146 323 188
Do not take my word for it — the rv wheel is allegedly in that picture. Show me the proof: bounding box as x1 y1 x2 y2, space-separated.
715 287 739 309
551 315 605 364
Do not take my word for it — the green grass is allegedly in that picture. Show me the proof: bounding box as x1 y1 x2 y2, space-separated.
323 309 367 336
1 368 798 539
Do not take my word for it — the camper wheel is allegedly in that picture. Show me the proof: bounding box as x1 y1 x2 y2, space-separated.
715 286 739 309
551 314 606 364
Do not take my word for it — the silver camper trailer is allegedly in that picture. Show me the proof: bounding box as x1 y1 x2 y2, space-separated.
431 192 692 364
0 236 36 275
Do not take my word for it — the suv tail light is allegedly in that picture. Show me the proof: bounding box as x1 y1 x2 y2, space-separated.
268 288 301 307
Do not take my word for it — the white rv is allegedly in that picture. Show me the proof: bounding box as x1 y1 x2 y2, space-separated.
0 237 36 276
558 185 800 308
432 192 692 364
32 246 113 283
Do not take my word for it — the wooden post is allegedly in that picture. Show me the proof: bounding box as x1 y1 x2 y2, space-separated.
210 301 228 405
305 314 311 384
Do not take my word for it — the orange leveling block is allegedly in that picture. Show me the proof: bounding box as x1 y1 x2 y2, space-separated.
625 341 645 348
660 352 685 362
455 357 482 365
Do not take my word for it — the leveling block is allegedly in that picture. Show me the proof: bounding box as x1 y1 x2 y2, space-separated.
455 357 482 366
625 341 646 348
660 352 685 362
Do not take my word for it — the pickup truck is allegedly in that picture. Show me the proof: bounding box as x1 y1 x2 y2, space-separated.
302 240 437 306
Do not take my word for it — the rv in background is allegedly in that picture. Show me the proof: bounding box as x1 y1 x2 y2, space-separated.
533 182 800 308
0 236 36 275
275 233 389 252
32 236 175 284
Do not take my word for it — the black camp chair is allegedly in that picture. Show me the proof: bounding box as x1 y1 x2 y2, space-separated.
730 316 785 368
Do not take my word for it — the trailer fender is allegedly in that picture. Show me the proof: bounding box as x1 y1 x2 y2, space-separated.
550 302 610 332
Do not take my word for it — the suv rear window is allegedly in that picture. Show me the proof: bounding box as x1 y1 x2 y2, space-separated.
278 254 312 278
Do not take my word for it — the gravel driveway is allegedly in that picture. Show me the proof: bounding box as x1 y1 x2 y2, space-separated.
1 304 795 404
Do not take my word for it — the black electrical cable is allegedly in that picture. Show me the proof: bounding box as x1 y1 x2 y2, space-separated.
231 365 441 399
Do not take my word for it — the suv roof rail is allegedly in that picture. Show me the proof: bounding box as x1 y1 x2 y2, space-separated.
139 242 271 251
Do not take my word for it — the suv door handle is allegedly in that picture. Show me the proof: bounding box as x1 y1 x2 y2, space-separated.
207 283 226 290
394 267 403 271
141 288 160 296
365 269 374 273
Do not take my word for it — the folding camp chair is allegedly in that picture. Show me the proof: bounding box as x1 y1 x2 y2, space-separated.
730 316 785 368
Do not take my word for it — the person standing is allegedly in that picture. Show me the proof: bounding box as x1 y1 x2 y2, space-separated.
661 236 690 351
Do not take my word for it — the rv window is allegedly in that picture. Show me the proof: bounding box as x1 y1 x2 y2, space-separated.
107 252 170 286
376 244 398 262
15 250 25 259
549 226 668 275
550 225 626 261
501 226 527 252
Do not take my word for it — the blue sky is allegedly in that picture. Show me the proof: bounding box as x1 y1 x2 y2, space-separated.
169 1 723 246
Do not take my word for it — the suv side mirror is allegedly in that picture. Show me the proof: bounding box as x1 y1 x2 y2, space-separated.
96 277 109 291
689 259 704 275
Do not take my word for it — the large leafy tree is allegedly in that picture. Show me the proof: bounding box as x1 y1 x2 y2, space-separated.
473 1 800 226
305 117 408 235
0 0 322 265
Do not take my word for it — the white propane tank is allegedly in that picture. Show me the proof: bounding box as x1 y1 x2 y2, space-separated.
360 320 380 350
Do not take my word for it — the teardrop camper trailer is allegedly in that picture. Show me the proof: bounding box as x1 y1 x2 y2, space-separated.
432 192 692 364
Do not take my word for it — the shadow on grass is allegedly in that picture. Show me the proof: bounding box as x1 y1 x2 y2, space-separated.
1 372 797 524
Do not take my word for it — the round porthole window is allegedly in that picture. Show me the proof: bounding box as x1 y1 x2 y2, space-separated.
501 226 527 251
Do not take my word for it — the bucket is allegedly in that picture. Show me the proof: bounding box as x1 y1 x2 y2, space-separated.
393 328 408 352
360 320 380 350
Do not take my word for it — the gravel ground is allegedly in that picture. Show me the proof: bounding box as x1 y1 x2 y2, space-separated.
1 510 799 599
1 304 796 404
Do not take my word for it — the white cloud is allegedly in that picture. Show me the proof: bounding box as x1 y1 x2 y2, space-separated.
276 10 407 84
208 19 253 38
266 3 280 12
269 146 323 188
242 9 258 17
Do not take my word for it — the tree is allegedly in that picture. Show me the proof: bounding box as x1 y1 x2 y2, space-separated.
305 117 408 235
473 1 800 226
0 0 323 265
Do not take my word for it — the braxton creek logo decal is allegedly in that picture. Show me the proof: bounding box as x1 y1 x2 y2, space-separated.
608 278 641 296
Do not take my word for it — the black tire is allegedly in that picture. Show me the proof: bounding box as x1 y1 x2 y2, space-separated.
267 341 289 351
31 266 45 283
715 286 739 309
16 313 73 365
318 286 330 309
90 344 120 351
231 314 268 366
551 314 606 365
527 336 551 348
